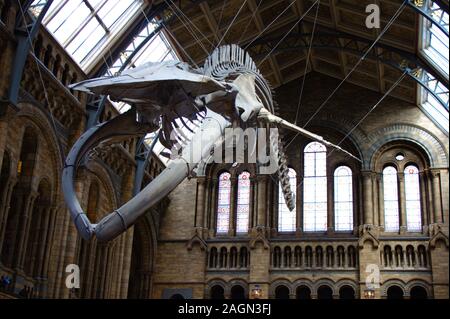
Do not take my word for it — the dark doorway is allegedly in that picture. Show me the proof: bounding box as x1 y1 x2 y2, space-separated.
317 285 333 299
339 286 355 299
410 286 427 299
275 285 290 299
387 286 404 299
170 294 185 300
230 285 246 299
296 286 311 299
211 285 225 299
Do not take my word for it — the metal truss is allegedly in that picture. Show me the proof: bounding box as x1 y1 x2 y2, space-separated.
85 2 170 129
8 0 53 105
133 131 160 196
247 31 449 111
407 0 449 37
84 0 206 194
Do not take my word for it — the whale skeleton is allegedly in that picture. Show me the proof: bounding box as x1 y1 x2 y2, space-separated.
63 45 360 242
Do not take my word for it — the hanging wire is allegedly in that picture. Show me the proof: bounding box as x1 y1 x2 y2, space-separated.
327 70 409 158
165 0 213 55
300 0 408 130
291 70 408 203
244 0 297 50
257 0 321 67
294 0 321 125
237 0 264 45
214 0 249 50
285 0 408 150
214 0 228 49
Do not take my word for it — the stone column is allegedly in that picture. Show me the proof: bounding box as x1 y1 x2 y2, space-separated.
419 172 429 227
209 178 218 237
203 178 211 232
195 178 206 233
361 171 374 225
256 176 268 228
372 172 379 227
297 176 303 235
429 169 443 224
265 179 272 233
398 172 407 233
14 191 38 269
0 179 15 251
377 173 385 229
327 174 334 233
36 206 53 278
228 176 237 236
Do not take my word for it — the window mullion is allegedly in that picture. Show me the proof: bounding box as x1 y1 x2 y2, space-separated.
43 0 69 24
63 0 107 48
398 171 407 233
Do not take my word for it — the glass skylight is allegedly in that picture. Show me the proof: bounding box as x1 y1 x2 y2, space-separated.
419 1 449 134
421 2 449 77
31 0 144 69
30 0 182 164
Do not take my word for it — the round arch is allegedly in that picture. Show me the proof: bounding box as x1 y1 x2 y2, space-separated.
229 279 249 299
382 279 407 298
335 279 359 299
207 279 227 299
313 278 337 296
405 280 432 299
270 279 293 299
15 103 65 199
366 124 448 170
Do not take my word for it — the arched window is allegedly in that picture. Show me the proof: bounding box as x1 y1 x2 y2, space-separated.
334 166 353 231
217 172 231 234
303 142 327 232
278 168 297 232
383 166 400 232
236 171 251 234
404 165 422 231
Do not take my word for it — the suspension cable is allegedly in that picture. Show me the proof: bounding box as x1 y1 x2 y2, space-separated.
294 0 321 125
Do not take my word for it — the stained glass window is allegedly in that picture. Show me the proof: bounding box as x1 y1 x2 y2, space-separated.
404 165 422 232
236 171 251 234
216 172 231 234
383 166 399 232
278 168 297 232
334 166 353 231
303 142 327 232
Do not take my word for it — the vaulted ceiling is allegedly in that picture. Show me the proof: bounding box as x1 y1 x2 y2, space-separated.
158 0 438 105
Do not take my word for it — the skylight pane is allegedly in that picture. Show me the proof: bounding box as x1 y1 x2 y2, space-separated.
423 91 449 132
99 0 134 28
418 1 449 134
36 0 144 69
68 20 106 62
47 1 90 44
